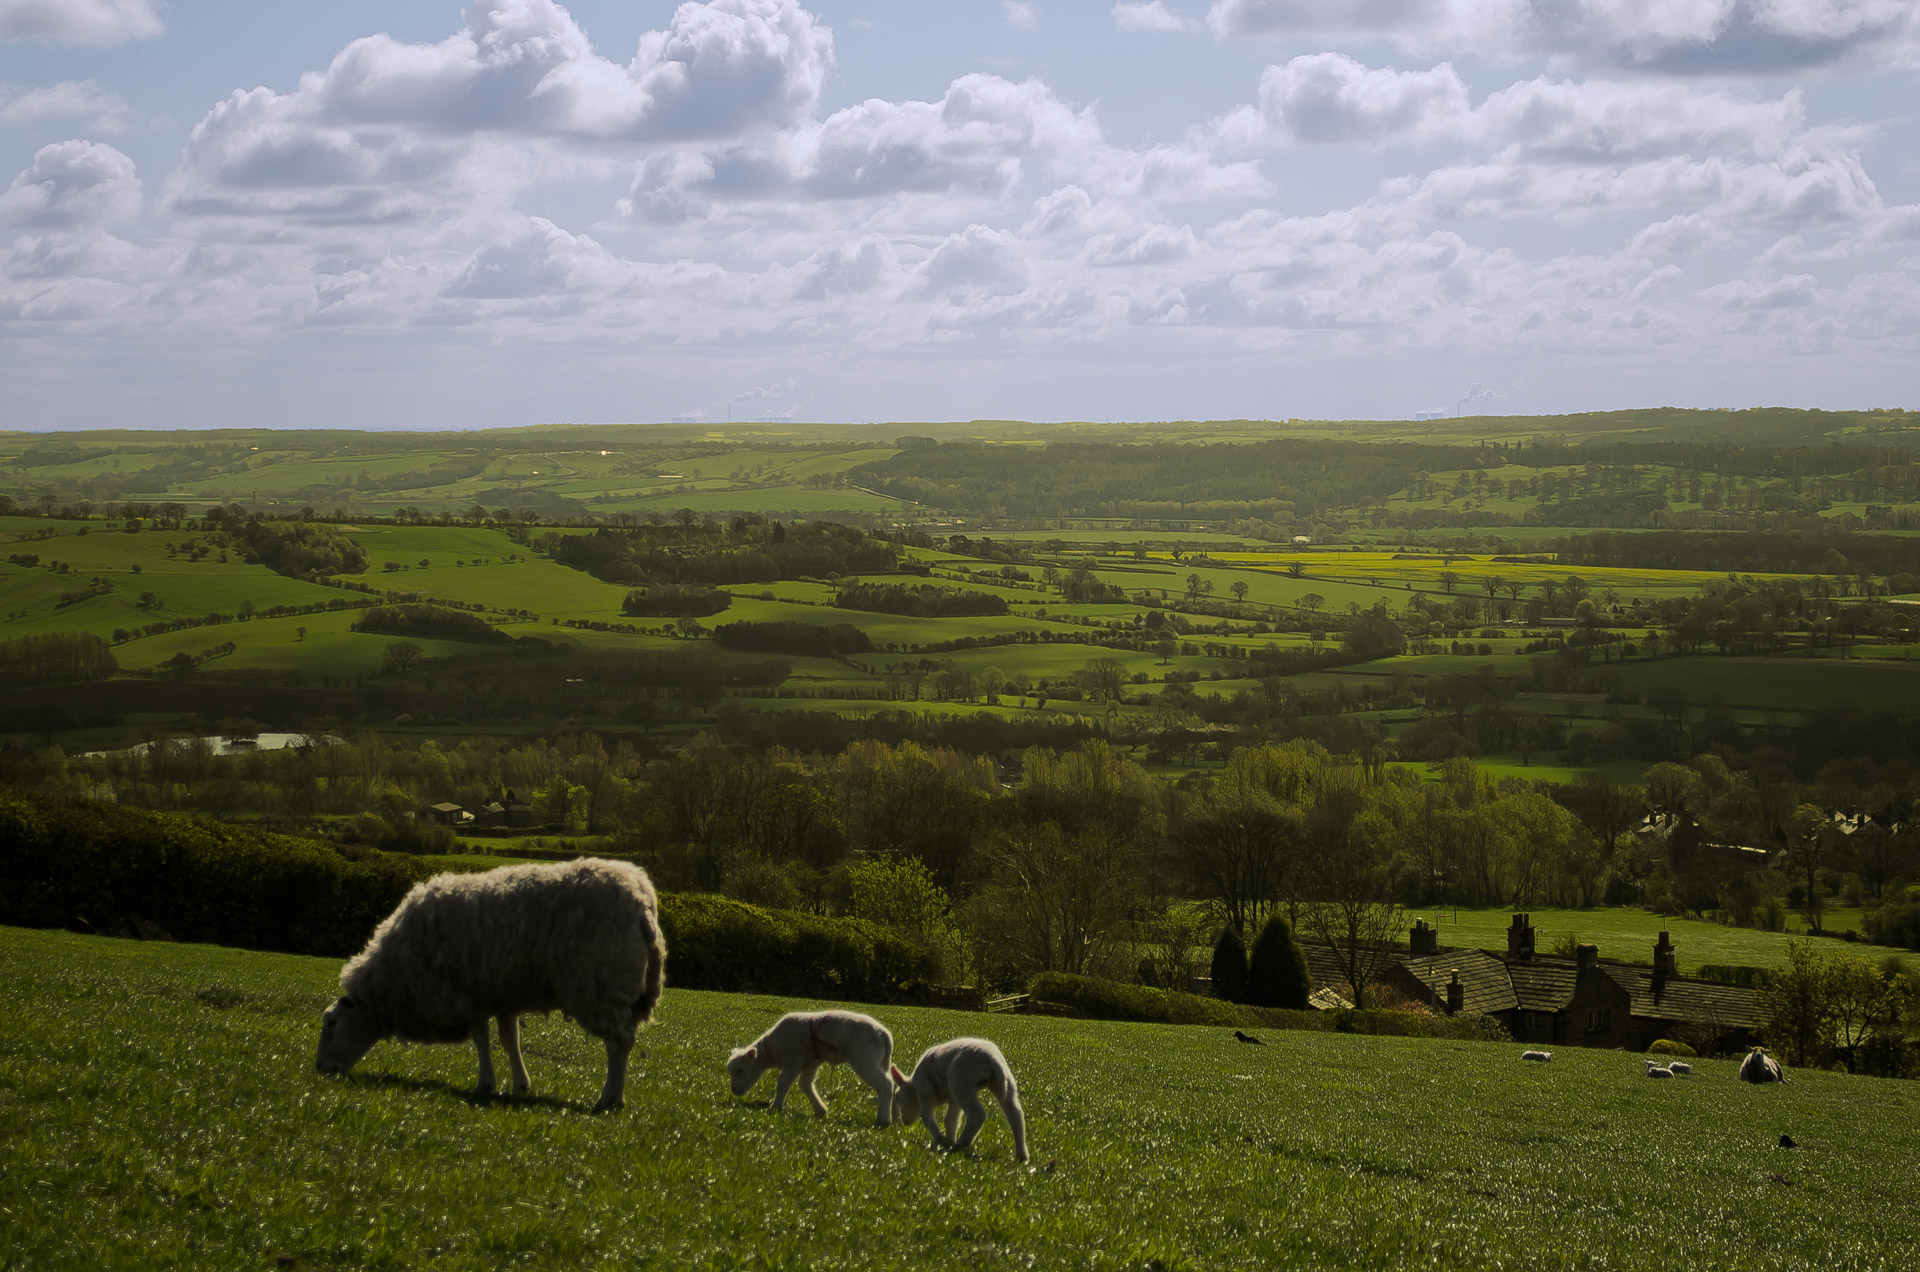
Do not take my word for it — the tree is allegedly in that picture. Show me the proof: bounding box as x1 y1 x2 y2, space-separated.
381 640 423 673
974 823 1136 978
1297 801 1403 1009
1230 580 1249 604
1438 570 1460 595
1245 913 1312 1009
1298 593 1325 614
1210 928 1249 1002
1780 803 1833 932
1186 572 1203 599
1286 561 1306 578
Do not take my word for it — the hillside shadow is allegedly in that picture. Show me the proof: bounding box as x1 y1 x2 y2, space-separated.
349 1071 586 1114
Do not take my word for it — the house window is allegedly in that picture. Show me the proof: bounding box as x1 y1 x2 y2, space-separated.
1587 1007 1613 1033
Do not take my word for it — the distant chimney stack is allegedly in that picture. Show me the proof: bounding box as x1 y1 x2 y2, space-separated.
1506 913 1536 961
1576 943 1598 975
1446 970 1464 1015
1410 918 1439 958
1653 930 1677 982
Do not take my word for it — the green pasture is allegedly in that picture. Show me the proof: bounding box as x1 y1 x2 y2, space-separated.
1414 905 1915 976
6 925 1920 1271
1608 657 1920 714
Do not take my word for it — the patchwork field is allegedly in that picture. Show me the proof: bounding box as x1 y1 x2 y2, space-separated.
4 925 1916 1271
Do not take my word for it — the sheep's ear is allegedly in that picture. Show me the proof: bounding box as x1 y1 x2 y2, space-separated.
745 1046 757 1060
889 1063 908 1084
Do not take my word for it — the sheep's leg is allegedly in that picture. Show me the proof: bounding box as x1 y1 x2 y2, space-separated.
951 1090 988 1152
771 1065 799 1113
997 1088 1030 1163
471 1022 496 1096
944 1101 962 1145
920 1106 951 1150
862 1067 893 1128
798 1063 829 1118
591 1032 631 1114
498 1014 531 1095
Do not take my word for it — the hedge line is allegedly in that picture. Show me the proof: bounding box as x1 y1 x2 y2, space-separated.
0 792 435 957
0 792 941 1003
1029 973 1511 1043
660 895 938 1003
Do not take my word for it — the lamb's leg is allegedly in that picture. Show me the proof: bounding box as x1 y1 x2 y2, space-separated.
471 1022 497 1096
862 1066 893 1128
997 1086 1030 1163
920 1107 951 1150
951 1089 988 1151
944 1101 962 1145
499 1014 531 1095
770 1064 806 1113
591 1032 632 1114
798 1063 829 1118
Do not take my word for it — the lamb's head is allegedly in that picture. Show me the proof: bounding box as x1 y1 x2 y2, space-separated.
889 1064 919 1124
315 995 382 1075
726 1046 763 1096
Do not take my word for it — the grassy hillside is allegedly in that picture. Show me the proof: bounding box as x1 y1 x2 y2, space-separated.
4 925 1916 1271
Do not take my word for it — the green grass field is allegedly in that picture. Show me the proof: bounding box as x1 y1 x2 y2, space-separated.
1413 906 1915 975
7 925 1920 1271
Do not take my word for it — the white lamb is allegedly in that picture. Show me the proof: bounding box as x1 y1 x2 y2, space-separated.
1521 1050 1553 1063
315 858 665 1113
891 1036 1030 1163
1667 1061 1692 1076
1644 1060 1674 1078
726 1010 898 1126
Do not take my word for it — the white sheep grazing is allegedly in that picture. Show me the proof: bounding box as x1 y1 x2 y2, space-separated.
1739 1048 1787 1084
892 1037 1029 1163
726 1010 897 1126
1521 1050 1553 1063
1644 1060 1674 1078
1667 1061 1692 1076
315 858 665 1113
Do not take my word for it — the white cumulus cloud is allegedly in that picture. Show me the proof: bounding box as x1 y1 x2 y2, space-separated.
0 79 131 132
0 0 162 46
1114 2 1195 33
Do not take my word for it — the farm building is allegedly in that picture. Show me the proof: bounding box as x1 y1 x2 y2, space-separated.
423 802 472 827
1378 914 1758 1052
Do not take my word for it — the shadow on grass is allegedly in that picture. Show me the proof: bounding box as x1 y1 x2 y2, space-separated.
345 1070 590 1114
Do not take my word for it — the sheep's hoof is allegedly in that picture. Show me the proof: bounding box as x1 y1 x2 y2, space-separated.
590 1096 625 1114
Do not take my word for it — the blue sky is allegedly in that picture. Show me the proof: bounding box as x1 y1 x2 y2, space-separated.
1 0 1917 430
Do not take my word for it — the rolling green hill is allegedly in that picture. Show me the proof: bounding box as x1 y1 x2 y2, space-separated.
5 925 1916 1271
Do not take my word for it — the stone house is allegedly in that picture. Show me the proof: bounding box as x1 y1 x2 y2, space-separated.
1380 913 1756 1052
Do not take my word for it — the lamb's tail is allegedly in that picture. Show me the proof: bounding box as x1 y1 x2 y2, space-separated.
635 911 667 1024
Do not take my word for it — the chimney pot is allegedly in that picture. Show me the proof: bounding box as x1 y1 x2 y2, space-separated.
1446 969 1464 1014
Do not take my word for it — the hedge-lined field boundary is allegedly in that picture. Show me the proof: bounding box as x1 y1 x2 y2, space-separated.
0 792 939 1003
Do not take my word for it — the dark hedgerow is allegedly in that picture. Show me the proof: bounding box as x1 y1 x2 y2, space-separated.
0 791 942 1004
1030 972 1511 1043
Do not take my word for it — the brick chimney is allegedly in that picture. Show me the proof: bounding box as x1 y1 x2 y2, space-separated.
1576 942 1598 975
1446 970 1464 1014
1653 930 1677 984
1506 913 1535 961
1410 918 1439 958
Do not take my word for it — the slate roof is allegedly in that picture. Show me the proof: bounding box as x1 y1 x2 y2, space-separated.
1398 950 1518 1014
1507 961 1581 1013
1300 941 1406 998
1611 966 1760 1028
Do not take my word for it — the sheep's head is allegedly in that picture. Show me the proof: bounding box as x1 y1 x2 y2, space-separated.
889 1065 920 1124
316 996 381 1075
725 1046 763 1096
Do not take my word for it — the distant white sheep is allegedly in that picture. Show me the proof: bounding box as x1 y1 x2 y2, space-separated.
1521 1050 1553 1063
1644 1060 1674 1078
1739 1048 1787 1084
1667 1061 1692 1076
315 858 665 1113
892 1037 1029 1163
726 1010 897 1126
